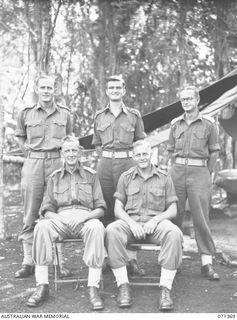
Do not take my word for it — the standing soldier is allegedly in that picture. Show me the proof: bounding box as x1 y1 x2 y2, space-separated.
167 85 220 280
14 74 72 278
92 75 146 273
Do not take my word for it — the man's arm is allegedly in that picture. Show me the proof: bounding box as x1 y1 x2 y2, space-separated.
115 199 145 240
17 136 27 157
207 151 219 173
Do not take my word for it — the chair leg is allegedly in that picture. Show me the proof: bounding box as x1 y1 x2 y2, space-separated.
54 242 60 291
100 273 104 290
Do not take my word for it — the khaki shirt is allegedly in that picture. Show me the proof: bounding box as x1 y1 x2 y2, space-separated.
114 165 178 223
167 113 220 159
92 104 146 150
15 102 72 151
41 162 107 215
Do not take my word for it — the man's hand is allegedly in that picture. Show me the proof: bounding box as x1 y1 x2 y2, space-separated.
67 214 88 234
143 219 158 235
129 221 145 240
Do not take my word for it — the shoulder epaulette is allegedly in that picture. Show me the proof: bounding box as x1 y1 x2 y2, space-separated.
50 168 62 177
94 108 107 118
171 115 183 126
128 107 141 117
57 104 70 111
156 167 168 176
83 166 96 174
123 166 136 177
202 114 215 124
22 104 36 110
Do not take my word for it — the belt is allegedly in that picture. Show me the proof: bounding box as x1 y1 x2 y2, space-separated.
102 150 133 159
175 157 207 167
28 151 61 159
58 205 89 212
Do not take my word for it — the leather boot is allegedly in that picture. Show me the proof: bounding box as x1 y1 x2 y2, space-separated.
88 286 104 310
26 284 49 307
201 264 220 281
15 265 34 278
159 286 174 311
117 283 132 308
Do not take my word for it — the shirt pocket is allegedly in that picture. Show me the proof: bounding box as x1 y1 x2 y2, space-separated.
52 119 67 139
174 128 185 151
148 188 165 211
97 122 113 145
53 184 70 205
26 120 44 140
119 123 135 145
192 130 208 151
78 183 93 209
126 185 140 211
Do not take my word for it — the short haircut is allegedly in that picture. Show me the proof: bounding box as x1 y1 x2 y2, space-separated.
178 85 200 100
61 135 83 150
106 75 125 88
34 73 55 87
133 139 151 152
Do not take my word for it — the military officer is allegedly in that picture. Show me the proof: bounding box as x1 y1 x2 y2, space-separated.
106 140 183 311
92 75 146 273
26 136 107 310
167 85 220 280
15 74 72 278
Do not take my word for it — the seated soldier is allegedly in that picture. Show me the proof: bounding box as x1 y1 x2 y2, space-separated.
26 136 107 311
105 140 183 311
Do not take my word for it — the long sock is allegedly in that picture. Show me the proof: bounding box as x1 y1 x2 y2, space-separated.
160 267 176 290
35 265 49 285
87 267 102 288
201 254 212 266
112 266 129 287
22 242 34 265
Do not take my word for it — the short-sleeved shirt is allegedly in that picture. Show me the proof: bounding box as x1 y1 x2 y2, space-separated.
114 164 178 223
167 113 220 159
15 102 72 151
41 162 107 215
92 104 146 150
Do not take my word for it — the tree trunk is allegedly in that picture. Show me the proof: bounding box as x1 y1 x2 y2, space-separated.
214 0 233 169
0 97 5 239
24 0 61 74
95 0 119 109
178 0 188 87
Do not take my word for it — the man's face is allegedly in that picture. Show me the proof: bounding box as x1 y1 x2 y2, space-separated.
133 144 152 169
37 77 55 104
106 80 126 102
180 89 199 113
62 141 80 167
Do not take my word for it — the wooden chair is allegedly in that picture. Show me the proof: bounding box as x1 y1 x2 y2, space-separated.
53 238 103 291
127 243 161 286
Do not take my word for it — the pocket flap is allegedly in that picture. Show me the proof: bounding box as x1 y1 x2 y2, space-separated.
127 186 140 195
78 183 92 194
54 185 69 194
120 123 135 132
98 122 111 131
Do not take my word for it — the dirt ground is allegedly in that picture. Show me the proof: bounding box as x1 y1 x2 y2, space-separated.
0 187 237 314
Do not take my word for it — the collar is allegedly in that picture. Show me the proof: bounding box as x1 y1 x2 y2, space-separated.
132 164 159 180
180 112 203 123
36 101 58 113
105 103 128 115
60 161 83 178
